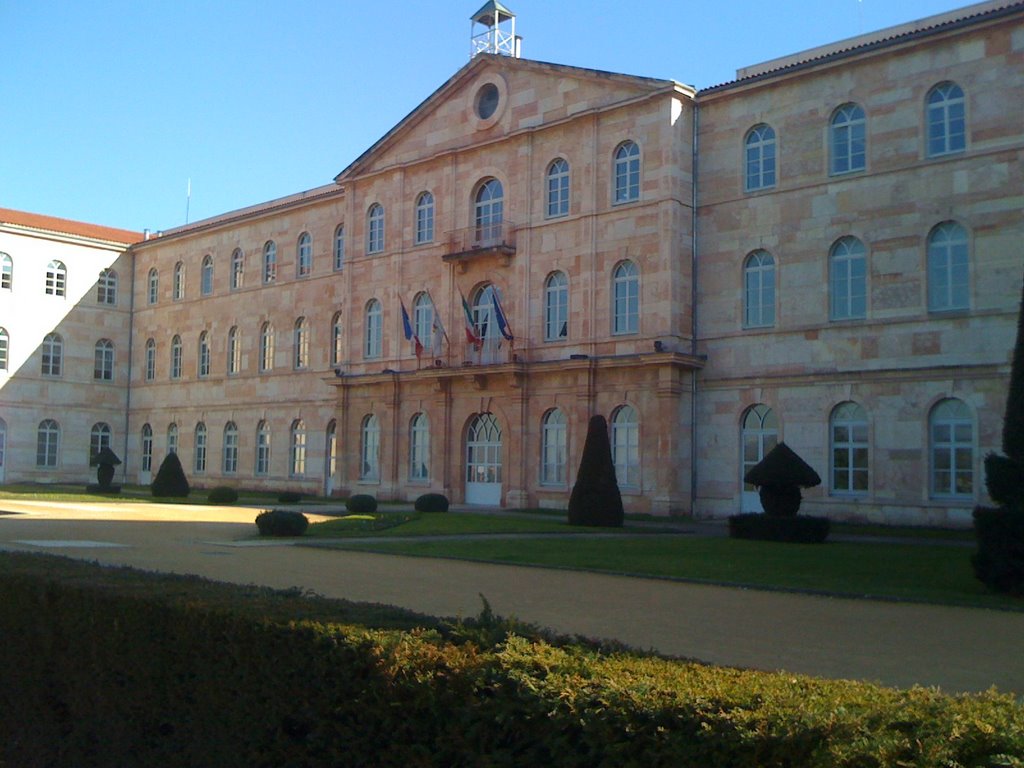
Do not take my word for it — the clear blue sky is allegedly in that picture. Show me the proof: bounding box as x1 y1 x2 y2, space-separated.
2 0 976 232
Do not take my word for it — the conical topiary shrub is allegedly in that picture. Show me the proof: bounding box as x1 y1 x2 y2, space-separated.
151 452 190 498
568 415 624 527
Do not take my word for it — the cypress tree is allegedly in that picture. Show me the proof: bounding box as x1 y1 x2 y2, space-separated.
568 415 624 527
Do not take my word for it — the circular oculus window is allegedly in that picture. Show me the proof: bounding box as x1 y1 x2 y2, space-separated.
475 83 500 120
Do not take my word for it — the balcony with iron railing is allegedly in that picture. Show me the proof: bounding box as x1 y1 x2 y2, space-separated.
442 220 516 269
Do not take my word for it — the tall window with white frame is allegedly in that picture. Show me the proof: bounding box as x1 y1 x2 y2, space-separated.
198 331 211 378
167 423 178 455
415 192 434 245
331 312 344 366
745 124 776 192
290 420 306 477
141 424 153 473
45 260 66 296
413 293 433 354
173 261 184 300
829 237 867 321
612 261 639 335
255 421 271 476
830 402 869 495
333 225 345 271
930 398 974 499
297 232 312 277
260 322 275 371
223 422 238 474
231 248 244 290
613 141 640 204
927 221 969 312
364 299 382 359
544 271 568 341
367 204 385 254
148 268 159 304
263 241 277 284
830 103 866 174
743 251 775 328
409 413 429 482
201 255 214 295
1 253 12 290
927 82 965 157
97 268 117 305
228 326 240 375
474 179 503 245
293 317 309 369
41 332 63 377
37 419 60 468
90 423 111 463
0 327 8 372
170 335 182 379
194 423 207 474
611 405 640 488
546 158 569 217
361 414 380 481
540 408 567 485
145 338 156 381
94 339 115 381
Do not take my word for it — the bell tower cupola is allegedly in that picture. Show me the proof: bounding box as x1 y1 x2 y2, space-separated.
470 1 520 58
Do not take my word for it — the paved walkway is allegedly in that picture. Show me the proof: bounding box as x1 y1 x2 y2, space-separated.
0 500 1021 695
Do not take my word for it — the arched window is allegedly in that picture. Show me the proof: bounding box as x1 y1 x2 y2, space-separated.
413 293 434 353
260 322 275 371
293 317 309 369
613 141 640 203
148 268 159 304
167 423 179 456
829 237 867 320
145 338 156 380
170 335 182 379
331 311 344 366
415 192 435 245
927 82 965 157
830 103 866 174
41 332 63 376
745 124 776 191
223 422 239 474
927 221 969 312
201 255 214 295
231 248 244 290
227 326 240 375
364 299 382 359
97 268 117 304
173 261 184 300
36 419 60 467
198 331 211 377
290 419 307 477
741 404 779 510
612 261 639 335
611 405 640 488
45 260 67 296
743 251 775 328
830 402 869 495
474 178 504 245
0 253 11 290
90 422 112 464
540 408 567 485
544 271 568 341
141 424 153 473
361 414 380 480
255 421 271 475
409 413 430 481
546 158 570 217
0 327 8 371
470 283 509 363
297 232 312 277
94 339 115 381
930 399 974 498
194 422 207 473
367 204 385 254
333 224 345 270
263 241 277 284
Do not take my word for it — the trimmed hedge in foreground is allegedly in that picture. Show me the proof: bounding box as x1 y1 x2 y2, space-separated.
1 553 1022 768
728 513 831 543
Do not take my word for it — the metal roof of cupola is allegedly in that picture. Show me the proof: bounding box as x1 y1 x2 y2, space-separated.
470 1 520 58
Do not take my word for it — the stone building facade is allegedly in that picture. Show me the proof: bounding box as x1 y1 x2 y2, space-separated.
2 0 1021 525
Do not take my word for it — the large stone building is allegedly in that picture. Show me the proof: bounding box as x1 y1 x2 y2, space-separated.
2 0 1021 525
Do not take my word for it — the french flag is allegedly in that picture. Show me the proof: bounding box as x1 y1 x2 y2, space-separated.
400 299 423 358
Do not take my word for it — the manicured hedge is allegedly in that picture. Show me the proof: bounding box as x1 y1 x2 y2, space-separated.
277 491 303 504
207 486 239 504
347 494 378 514
255 509 309 536
414 493 450 513
1 552 1022 768
728 513 831 543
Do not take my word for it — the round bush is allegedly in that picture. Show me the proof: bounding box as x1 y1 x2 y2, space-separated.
414 493 450 513
277 491 303 504
255 509 309 537
208 486 239 504
346 494 378 514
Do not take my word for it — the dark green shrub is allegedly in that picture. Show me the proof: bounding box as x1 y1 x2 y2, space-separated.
255 509 309 537
207 486 239 504
972 505 1024 595
985 454 1024 506
568 415 624 527
346 494 378 514
758 484 802 517
151 452 190 498
728 513 831 543
744 443 821 518
277 491 302 504
415 493 450 513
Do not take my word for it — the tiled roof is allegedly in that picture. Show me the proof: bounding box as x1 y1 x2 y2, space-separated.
0 207 141 245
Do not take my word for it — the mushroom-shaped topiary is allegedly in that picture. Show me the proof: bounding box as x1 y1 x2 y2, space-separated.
743 442 821 517
90 447 122 490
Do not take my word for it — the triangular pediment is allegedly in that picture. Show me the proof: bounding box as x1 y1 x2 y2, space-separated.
336 55 686 182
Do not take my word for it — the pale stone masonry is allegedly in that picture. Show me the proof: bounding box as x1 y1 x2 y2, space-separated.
1 1 1021 524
